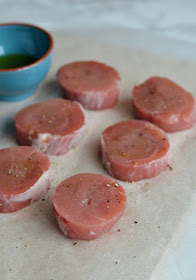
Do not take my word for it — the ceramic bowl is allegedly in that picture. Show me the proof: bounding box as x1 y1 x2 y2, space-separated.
0 23 54 101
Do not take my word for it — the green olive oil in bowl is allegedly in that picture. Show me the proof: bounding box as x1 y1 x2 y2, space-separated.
0 54 38 69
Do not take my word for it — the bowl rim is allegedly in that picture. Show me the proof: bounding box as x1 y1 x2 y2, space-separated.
0 22 54 72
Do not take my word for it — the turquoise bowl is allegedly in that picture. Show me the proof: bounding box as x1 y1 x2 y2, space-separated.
0 23 54 101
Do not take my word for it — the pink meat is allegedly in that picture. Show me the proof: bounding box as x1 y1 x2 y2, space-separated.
56 61 120 110
15 99 85 156
53 173 126 240
132 76 195 132
100 120 171 182
0 146 51 213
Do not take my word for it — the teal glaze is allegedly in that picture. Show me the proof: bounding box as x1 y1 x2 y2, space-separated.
0 23 54 101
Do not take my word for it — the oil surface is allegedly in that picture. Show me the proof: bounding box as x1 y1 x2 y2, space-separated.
0 54 38 69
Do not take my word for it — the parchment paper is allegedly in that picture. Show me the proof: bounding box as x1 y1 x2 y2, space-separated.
0 33 196 280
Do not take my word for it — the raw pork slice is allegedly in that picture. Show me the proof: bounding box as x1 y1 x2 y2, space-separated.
53 173 126 240
100 120 171 182
56 61 120 110
132 76 195 132
15 99 85 156
0 146 51 213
